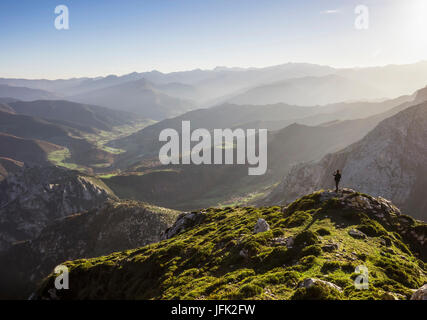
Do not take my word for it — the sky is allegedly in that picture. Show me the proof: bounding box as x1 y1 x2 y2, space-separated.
1 0 427 79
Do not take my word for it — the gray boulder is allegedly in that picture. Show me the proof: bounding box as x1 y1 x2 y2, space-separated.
298 278 342 292
349 229 367 239
410 284 427 300
254 218 270 234
161 211 206 240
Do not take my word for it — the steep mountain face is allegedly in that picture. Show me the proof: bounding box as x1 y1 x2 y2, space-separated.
69 79 195 120
0 84 57 101
227 75 385 106
0 200 179 299
0 166 117 252
33 189 426 300
263 103 427 221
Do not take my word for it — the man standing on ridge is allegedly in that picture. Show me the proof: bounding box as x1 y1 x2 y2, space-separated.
333 170 341 192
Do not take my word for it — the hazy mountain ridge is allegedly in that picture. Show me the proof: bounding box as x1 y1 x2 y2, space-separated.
0 84 58 101
3 61 427 112
7 100 141 132
68 78 196 120
101 87 420 211
101 97 413 211
111 92 410 167
227 74 386 106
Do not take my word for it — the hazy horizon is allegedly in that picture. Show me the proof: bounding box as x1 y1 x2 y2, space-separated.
2 0 427 79
2 59 427 81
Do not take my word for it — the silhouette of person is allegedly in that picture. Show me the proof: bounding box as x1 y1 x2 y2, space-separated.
333 170 341 192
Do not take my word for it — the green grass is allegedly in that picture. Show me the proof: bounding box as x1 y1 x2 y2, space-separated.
36 191 427 300
49 121 154 174
82 121 154 155
48 148 84 171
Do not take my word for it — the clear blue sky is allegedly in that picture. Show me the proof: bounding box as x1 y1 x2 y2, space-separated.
1 0 426 79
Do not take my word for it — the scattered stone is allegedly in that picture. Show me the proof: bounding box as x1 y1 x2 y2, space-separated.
254 218 270 234
322 242 339 252
161 211 206 240
298 278 342 292
271 237 286 246
410 284 427 300
381 292 400 300
239 249 249 259
285 236 294 248
349 229 367 239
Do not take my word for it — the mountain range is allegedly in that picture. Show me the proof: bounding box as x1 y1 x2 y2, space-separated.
97 86 422 210
1 61 427 300
68 79 196 120
3 61 427 120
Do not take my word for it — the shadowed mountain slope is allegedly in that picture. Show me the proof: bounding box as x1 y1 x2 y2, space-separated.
0 133 63 165
8 100 141 132
0 84 57 101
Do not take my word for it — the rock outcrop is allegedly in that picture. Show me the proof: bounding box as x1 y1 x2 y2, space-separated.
410 284 427 300
161 211 206 240
0 166 117 251
0 200 179 299
254 218 270 234
298 278 343 292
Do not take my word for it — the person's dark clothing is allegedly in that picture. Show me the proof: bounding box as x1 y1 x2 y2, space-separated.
334 172 341 192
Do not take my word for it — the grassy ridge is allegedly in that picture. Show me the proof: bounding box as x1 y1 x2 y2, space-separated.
36 190 426 300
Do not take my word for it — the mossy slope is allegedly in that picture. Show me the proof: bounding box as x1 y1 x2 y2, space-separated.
35 189 426 300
